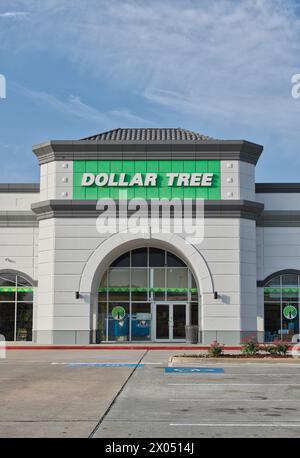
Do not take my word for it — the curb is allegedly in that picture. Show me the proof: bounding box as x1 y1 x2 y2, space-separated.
169 356 299 364
5 345 242 351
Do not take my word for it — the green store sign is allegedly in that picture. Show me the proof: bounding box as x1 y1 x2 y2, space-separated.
73 160 221 200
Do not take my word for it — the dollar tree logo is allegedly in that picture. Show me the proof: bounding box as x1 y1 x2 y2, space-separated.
283 305 298 320
111 306 126 321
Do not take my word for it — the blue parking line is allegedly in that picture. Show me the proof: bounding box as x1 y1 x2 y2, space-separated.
67 363 145 368
165 367 224 373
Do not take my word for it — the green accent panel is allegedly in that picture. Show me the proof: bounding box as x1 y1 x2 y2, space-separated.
159 187 172 199
265 287 299 293
73 160 221 200
171 160 184 172
184 160 196 172
86 187 98 200
87 161 98 173
74 187 86 199
208 187 220 200
74 173 84 187
110 161 123 172
134 161 147 173
99 287 198 293
97 187 110 199
73 161 86 173
171 187 184 199
122 161 135 172
0 287 33 292
97 161 111 172
159 161 171 172
207 161 220 173
196 160 208 173
184 188 196 199
147 161 159 172
125 188 135 200
110 188 121 199
147 188 159 199
195 188 208 199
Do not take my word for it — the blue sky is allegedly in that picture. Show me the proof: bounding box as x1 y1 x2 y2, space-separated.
1 0 300 182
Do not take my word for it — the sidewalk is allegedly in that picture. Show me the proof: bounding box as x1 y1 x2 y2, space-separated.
4 342 243 351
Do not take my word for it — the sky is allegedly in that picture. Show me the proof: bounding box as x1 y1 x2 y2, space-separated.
0 0 300 183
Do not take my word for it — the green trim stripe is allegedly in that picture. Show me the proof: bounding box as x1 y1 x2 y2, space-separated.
265 287 299 294
99 287 197 293
0 287 34 293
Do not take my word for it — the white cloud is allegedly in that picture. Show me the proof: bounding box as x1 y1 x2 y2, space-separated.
2 1 300 146
12 83 150 126
0 12 28 19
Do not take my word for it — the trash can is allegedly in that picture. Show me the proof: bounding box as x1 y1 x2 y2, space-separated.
185 325 199 344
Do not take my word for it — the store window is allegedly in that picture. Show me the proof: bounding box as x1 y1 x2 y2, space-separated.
264 274 299 342
97 248 199 342
0 272 34 341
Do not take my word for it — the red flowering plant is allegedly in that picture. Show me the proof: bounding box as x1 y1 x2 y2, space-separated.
265 339 289 356
241 337 261 355
207 340 224 357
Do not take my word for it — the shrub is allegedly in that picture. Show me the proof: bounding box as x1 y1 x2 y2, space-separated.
208 340 224 357
241 338 261 355
265 339 289 356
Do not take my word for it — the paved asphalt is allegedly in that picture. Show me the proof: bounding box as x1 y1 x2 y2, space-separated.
1 350 300 438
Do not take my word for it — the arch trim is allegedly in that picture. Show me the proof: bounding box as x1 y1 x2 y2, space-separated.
79 232 214 297
257 269 300 287
0 269 37 287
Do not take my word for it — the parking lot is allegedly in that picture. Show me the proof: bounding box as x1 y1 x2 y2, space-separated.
1 349 300 438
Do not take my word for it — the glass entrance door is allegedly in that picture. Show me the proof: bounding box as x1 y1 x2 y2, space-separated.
153 303 188 341
173 304 186 339
156 304 170 340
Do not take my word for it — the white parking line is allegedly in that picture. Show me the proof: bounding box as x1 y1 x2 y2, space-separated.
169 363 300 368
168 383 300 386
51 361 162 365
169 373 300 376
170 423 300 427
169 398 299 402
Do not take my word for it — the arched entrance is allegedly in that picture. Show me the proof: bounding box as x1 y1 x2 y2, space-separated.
79 232 214 343
97 248 199 342
264 271 300 342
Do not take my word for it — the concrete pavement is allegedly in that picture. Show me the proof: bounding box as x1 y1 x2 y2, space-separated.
0 349 146 438
93 355 300 438
1 349 300 438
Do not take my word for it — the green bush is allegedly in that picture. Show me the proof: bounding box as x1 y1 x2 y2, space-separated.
265 339 289 356
208 340 224 357
241 338 261 355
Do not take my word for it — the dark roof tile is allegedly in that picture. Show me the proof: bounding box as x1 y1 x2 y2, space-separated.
81 128 215 142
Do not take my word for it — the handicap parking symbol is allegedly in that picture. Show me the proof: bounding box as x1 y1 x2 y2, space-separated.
165 367 224 373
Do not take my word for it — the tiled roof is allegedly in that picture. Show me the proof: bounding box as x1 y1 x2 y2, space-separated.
81 128 215 142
